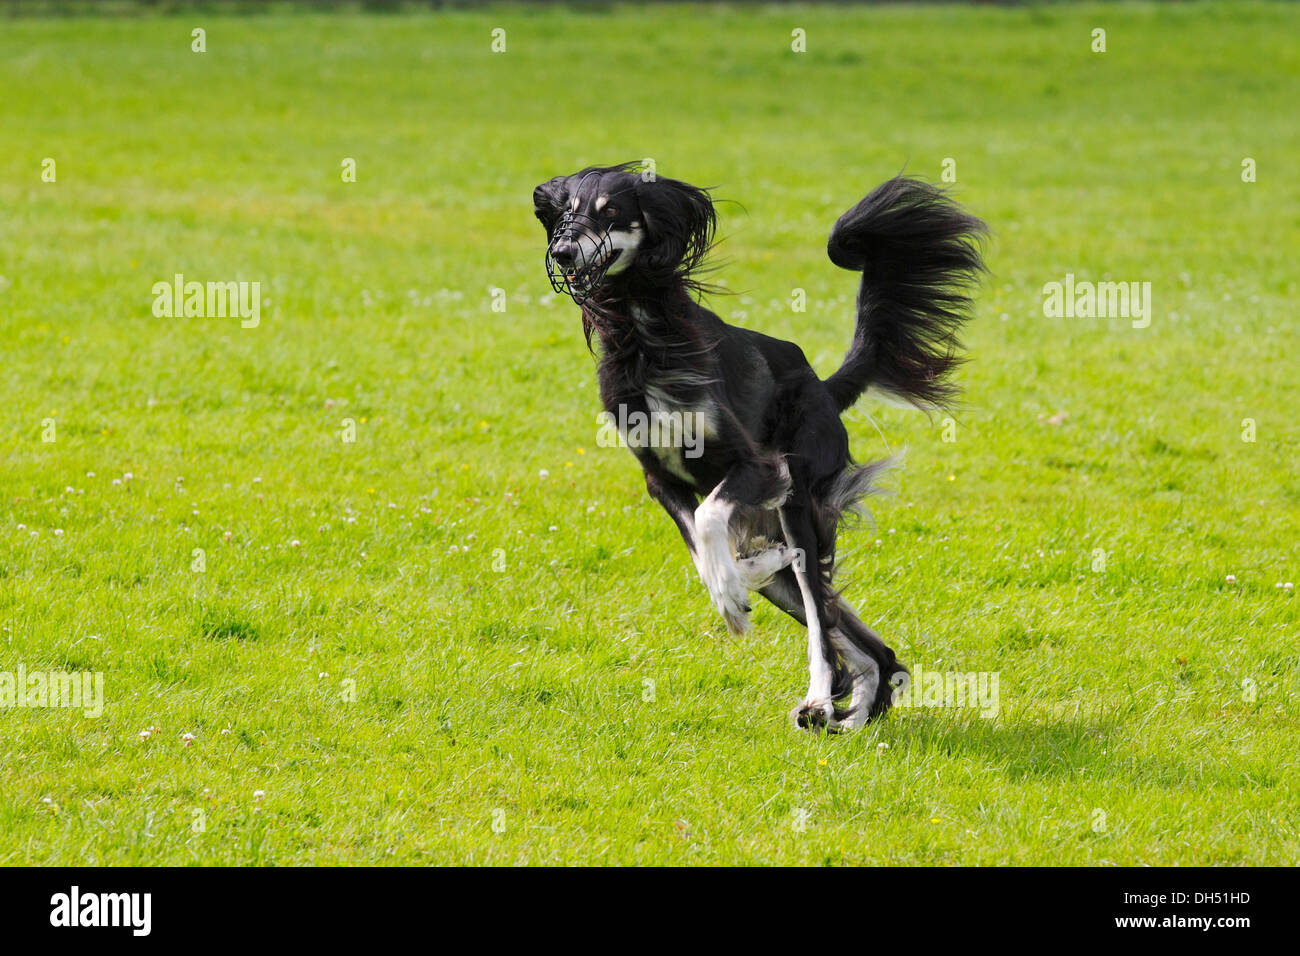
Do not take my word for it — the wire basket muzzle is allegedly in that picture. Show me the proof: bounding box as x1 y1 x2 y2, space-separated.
545 212 617 304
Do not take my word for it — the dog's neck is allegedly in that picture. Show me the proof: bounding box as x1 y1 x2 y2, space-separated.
580 284 690 349
582 287 717 405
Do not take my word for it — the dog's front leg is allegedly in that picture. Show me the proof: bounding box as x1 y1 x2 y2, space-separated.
777 503 837 731
691 457 792 635
692 485 750 635
645 472 730 608
646 464 793 635
645 473 704 564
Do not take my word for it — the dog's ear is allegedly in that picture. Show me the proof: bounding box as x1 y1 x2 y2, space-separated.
633 176 717 276
533 176 569 237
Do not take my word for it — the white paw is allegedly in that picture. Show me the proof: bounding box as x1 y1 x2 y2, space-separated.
736 545 795 590
702 560 751 634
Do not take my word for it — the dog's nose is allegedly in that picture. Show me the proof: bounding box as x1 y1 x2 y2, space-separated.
550 240 577 269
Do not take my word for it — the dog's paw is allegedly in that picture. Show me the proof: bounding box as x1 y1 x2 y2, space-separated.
826 703 865 733
735 545 796 591
790 698 835 732
720 602 751 636
700 562 751 635
711 579 751 635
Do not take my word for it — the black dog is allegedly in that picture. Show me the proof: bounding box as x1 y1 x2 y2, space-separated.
533 163 987 731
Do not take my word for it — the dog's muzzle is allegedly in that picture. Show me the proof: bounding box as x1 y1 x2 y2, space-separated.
545 212 619 305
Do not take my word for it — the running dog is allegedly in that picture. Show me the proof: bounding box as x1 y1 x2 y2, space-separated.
533 163 987 731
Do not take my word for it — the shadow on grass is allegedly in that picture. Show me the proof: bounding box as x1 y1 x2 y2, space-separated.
882 712 1212 787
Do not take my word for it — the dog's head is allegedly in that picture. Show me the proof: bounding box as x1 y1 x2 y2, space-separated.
533 163 716 305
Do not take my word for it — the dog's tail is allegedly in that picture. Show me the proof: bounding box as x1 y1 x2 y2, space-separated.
823 177 988 412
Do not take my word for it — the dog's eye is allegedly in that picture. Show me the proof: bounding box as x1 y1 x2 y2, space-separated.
603 206 618 218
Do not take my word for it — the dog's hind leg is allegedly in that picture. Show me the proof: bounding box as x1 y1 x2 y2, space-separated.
826 599 906 729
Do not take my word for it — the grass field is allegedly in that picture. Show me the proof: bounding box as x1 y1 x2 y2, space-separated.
1 1 1297 865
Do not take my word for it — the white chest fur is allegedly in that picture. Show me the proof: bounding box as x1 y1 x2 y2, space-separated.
642 386 715 485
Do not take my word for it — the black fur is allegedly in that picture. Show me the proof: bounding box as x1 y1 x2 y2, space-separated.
533 163 987 729
824 176 989 411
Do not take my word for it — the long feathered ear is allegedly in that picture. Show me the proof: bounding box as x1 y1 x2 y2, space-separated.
632 176 717 279
533 176 569 237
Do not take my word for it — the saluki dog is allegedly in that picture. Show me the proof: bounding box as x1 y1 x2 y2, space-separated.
533 163 987 731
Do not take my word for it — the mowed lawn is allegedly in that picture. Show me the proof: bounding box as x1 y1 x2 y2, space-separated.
0 2 1296 865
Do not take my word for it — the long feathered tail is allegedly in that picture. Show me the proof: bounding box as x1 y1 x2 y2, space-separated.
823 177 989 412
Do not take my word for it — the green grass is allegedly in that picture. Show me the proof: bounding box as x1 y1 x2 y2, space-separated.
1 1 1297 865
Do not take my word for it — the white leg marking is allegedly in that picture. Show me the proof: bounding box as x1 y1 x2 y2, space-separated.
735 544 796 590
694 488 750 634
826 631 878 732
779 509 834 728
834 598 879 729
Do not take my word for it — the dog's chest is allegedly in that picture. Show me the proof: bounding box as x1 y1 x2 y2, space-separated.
639 384 716 486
